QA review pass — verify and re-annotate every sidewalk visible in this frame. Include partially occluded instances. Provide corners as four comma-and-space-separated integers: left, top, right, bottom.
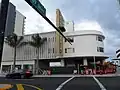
33, 74, 120, 78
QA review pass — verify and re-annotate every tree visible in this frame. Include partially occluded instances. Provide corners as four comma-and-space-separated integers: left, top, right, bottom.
5, 33, 24, 72
27, 34, 47, 74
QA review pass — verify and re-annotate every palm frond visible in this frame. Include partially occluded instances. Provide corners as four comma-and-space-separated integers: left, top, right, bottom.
40, 37, 47, 44
32, 34, 41, 42
16, 36, 24, 46
17, 41, 28, 48
5, 34, 17, 47
28, 41, 37, 47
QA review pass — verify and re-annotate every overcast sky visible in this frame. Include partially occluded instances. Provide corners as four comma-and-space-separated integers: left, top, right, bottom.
1, 0, 120, 59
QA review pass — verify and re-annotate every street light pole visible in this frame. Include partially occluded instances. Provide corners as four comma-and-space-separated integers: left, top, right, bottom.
0, 0, 9, 66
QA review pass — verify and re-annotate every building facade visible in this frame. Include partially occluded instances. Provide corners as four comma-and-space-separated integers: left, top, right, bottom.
0, 2, 25, 37
0, 3, 25, 72
14, 11, 26, 36
1, 30, 108, 73
63, 30, 107, 67
1, 32, 56, 72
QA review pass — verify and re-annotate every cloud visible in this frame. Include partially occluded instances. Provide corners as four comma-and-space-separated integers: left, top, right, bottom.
10, 0, 31, 13
23, 10, 56, 34
75, 20, 103, 32
9, 0, 56, 34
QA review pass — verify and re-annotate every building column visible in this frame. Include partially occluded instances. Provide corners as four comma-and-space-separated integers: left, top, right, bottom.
21, 64, 23, 70
0, 65, 2, 73
61, 59, 65, 67
77, 64, 80, 74
83, 58, 88, 66
33, 60, 36, 74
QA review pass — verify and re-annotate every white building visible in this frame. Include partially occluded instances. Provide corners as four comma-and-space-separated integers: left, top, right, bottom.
1, 30, 108, 73
14, 11, 26, 36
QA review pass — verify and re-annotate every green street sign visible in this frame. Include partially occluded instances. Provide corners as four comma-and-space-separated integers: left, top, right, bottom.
25, 0, 46, 16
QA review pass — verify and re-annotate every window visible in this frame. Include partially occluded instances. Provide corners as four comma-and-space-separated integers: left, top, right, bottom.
100, 47, 104, 52
97, 47, 99, 52
73, 48, 75, 53
65, 48, 75, 53
116, 61, 119, 64
48, 38, 50, 42
53, 37, 54, 42
65, 48, 67, 53
97, 47, 104, 52
97, 36, 103, 42
48, 48, 51, 53
53, 48, 54, 53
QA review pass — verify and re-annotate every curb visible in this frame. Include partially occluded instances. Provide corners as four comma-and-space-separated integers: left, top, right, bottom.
33, 74, 120, 78
0, 84, 12, 90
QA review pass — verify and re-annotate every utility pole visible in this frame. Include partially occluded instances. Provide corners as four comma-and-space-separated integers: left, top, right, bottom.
0, 0, 9, 66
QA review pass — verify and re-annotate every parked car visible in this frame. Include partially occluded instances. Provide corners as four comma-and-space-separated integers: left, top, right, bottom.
5, 69, 33, 79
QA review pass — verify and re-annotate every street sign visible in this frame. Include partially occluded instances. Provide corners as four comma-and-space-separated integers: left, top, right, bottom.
25, 0, 46, 16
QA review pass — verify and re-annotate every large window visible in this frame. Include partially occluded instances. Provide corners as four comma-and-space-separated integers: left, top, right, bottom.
97, 47, 104, 52
97, 36, 103, 42
65, 48, 67, 53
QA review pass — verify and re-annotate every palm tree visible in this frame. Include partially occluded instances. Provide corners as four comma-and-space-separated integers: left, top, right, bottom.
5, 33, 24, 72
27, 34, 47, 74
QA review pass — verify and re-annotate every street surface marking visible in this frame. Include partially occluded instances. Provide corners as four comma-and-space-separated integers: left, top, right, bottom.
16, 84, 24, 90
56, 76, 75, 90
15, 79, 34, 80
23, 84, 42, 90
93, 76, 106, 90
5, 79, 34, 80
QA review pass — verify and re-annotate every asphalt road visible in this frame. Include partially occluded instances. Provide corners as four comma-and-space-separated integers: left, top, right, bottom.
0, 76, 120, 90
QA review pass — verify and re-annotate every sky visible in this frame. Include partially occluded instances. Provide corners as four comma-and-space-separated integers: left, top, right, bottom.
1, 0, 120, 59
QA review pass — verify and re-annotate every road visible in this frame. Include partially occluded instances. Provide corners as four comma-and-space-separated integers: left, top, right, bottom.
0, 76, 120, 90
